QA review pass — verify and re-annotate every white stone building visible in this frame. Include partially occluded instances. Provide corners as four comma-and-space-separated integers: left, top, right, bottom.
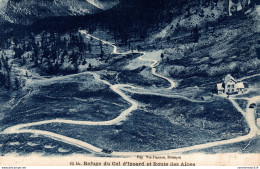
217, 74, 245, 94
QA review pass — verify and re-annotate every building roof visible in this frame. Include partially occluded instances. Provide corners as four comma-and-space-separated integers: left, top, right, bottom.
236, 82, 245, 89
217, 83, 224, 90
224, 74, 236, 84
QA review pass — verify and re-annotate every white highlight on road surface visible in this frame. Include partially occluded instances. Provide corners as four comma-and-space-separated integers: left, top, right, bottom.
119, 87, 208, 103
138, 53, 176, 89
238, 74, 260, 81
1, 31, 259, 157
2, 73, 138, 130
10, 89, 33, 111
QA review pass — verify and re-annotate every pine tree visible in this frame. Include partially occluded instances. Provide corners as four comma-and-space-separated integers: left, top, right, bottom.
88, 43, 92, 53
60, 50, 65, 66
82, 59, 87, 65
3, 57, 11, 72
34, 54, 39, 66
73, 62, 79, 73
21, 56, 26, 66
161, 53, 165, 60
87, 63, 92, 71
0, 72, 5, 87
137, 45, 142, 51
99, 40, 103, 52
14, 77, 19, 90
14, 47, 23, 59
5, 71, 11, 90
54, 60, 59, 74
46, 60, 54, 74
100, 50, 104, 60
193, 25, 200, 43
70, 51, 78, 64
33, 44, 39, 63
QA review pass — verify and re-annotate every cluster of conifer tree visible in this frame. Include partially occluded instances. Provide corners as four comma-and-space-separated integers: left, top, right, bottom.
0, 53, 19, 90
0, 31, 100, 90
12, 31, 90, 75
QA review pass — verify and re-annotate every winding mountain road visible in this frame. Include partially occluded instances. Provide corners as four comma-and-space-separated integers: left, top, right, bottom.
80, 30, 176, 89
238, 74, 260, 81
1, 30, 259, 156
138, 53, 176, 89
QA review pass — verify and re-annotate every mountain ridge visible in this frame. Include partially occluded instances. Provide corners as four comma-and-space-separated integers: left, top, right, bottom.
0, 0, 119, 25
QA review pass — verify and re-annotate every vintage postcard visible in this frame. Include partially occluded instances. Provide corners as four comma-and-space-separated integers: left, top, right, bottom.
0, 0, 259, 167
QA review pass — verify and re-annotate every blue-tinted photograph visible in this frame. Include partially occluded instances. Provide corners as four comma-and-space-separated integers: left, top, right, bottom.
0, 0, 259, 165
